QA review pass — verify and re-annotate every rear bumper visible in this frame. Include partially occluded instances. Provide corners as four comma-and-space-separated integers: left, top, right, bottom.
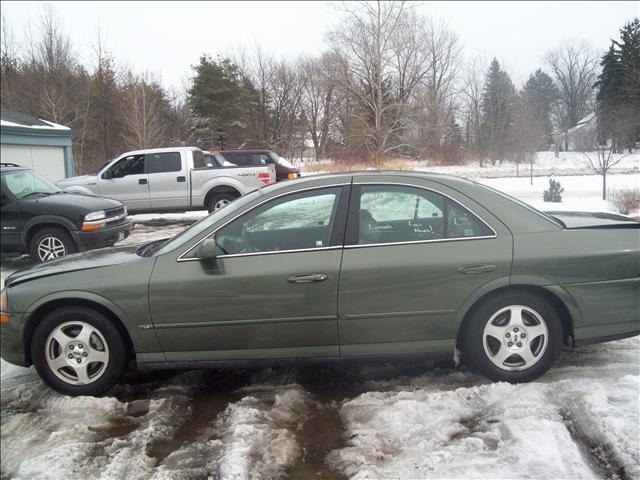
0, 312, 28, 366
71, 221, 131, 251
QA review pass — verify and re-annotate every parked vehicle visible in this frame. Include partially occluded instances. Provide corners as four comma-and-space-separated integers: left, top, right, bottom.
57, 147, 276, 213
220, 149, 299, 181
203, 151, 236, 168
0, 163, 130, 262
2, 171, 638, 396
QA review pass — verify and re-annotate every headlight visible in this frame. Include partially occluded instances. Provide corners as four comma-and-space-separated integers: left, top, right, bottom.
123, 205, 128, 216
84, 210, 106, 222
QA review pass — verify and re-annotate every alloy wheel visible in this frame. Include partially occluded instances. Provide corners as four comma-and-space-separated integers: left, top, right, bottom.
37, 236, 66, 261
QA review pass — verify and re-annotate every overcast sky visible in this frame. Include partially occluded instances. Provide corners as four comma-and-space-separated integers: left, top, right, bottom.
2, 1, 638, 90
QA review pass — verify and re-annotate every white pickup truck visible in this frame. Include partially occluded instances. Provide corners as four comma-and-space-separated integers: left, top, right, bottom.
57, 147, 275, 213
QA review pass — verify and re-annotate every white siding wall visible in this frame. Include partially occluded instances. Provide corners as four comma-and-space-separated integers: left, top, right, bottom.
1, 145, 66, 181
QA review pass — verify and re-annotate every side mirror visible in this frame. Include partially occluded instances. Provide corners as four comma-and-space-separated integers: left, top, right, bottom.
102, 170, 113, 180
196, 238, 221, 260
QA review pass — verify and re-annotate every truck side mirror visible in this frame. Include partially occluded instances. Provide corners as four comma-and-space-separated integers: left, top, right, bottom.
102, 170, 112, 179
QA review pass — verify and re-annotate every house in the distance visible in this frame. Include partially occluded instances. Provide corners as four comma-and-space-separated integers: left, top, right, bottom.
0, 108, 75, 181
552, 112, 597, 152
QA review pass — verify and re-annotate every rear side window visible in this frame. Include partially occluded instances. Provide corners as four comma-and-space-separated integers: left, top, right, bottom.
356, 185, 493, 245
147, 152, 182, 173
224, 153, 248, 165
249, 153, 272, 165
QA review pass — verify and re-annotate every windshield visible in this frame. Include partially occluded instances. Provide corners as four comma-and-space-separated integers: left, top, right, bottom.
2, 170, 62, 199
93, 160, 113, 175
155, 189, 263, 255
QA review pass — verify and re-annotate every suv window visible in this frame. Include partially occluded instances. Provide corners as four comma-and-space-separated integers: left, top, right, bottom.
215, 187, 342, 255
249, 153, 272, 165
108, 154, 145, 178
357, 185, 492, 245
1, 170, 61, 199
147, 152, 182, 173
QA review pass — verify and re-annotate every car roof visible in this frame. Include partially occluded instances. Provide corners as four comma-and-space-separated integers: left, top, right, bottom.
0, 164, 30, 173
221, 149, 274, 153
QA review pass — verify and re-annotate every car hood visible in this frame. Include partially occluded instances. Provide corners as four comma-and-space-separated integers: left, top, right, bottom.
545, 211, 640, 229
57, 175, 98, 187
5, 243, 142, 287
20, 192, 122, 213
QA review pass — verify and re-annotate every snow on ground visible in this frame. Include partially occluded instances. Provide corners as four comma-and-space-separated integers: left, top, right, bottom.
1, 164, 638, 479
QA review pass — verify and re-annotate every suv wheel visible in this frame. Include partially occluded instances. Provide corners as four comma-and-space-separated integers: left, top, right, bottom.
31, 306, 127, 396
29, 227, 77, 262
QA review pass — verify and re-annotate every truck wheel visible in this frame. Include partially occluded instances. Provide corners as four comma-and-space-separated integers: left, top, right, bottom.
207, 193, 237, 213
29, 227, 78, 262
31, 306, 127, 396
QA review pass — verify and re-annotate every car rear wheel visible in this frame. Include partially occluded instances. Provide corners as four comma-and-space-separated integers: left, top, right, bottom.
29, 227, 77, 262
31, 306, 127, 396
464, 292, 562, 382
207, 192, 237, 213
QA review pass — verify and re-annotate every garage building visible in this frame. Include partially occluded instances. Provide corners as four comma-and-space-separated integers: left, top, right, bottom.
1, 108, 75, 182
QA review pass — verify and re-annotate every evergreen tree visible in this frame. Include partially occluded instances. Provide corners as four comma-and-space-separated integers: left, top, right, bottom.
480, 59, 516, 164
522, 69, 560, 147
594, 18, 640, 151
187, 55, 255, 149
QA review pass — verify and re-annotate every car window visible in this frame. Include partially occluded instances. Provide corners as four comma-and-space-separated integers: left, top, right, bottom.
1, 170, 61, 199
250, 154, 272, 165
215, 187, 342, 255
192, 151, 207, 169
147, 152, 182, 174
108, 154, 145, 178
357, 185, 492, 245
224, 153, 248, 165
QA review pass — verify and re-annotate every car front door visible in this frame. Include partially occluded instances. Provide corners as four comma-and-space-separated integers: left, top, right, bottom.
0, 186, 22, 251
97, 154, 150, 211
146, 151, 189, 210
148, 183, 350, 362
337, 175, 513, 357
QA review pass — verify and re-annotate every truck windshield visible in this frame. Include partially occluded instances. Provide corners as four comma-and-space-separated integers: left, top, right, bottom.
2, 170, 62, 199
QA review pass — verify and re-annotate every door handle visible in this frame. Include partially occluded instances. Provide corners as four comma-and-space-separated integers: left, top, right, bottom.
139, 178, 148, 185
287, 273, 328, 283
177, 176, 186, 182
457, 264, 496, 274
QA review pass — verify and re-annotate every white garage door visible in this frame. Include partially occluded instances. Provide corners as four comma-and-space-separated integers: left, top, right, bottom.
1, 145, 66, 182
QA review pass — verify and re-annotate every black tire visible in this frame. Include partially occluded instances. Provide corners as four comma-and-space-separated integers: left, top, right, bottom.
207, 192, 237, 213
30, 306, 128, 396
463, 291, 562, 383
29, 227, 78, 262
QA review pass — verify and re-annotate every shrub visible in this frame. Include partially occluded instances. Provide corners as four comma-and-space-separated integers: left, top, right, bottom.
608, 187, 640, 215
543, 178, 564, 202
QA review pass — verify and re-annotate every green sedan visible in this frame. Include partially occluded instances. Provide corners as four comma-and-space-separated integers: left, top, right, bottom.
1, 172, 639, 396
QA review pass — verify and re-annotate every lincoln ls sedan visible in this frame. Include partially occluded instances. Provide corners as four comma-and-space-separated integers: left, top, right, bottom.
1, 172, 638, 396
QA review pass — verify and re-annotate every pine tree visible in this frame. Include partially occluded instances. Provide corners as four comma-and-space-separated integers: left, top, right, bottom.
480, 59, 516, 164
187, 55, 255, 149
522, 69, 560, 147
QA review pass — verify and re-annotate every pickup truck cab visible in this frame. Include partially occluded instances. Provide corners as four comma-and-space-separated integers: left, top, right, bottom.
57, 147, 275, 213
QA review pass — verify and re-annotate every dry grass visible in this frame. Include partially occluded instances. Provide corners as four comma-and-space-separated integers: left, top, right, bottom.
299, 157, 443, 174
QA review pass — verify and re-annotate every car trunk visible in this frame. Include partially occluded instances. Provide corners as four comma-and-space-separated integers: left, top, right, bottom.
545, 211, 640, 229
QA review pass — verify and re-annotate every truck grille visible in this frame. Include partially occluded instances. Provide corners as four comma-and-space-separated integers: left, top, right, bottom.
105, 207, 128, 227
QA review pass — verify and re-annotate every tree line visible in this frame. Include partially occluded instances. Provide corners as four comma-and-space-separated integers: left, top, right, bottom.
1, 3, 637, 175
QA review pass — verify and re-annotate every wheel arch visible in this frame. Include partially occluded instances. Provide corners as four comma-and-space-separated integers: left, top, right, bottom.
204, 185, 242, 208
22, 217, 77, 249
455, 285, 577, 350
22, 296, 136, 366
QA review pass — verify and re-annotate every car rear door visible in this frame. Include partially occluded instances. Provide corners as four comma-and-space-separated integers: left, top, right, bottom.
97, 154, 150, 211
337, 175, 513, 357
148, 180, 351, 362
147, 151, 190, 210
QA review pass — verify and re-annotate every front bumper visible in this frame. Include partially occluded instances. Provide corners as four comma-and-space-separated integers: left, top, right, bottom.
71, 221, 131, 251
0, 312, 27, 366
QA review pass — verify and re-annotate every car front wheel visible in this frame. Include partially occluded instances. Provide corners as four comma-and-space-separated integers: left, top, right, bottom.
464, 292, 562, 382
29, 227, 77, 262
31, 306, 127, 396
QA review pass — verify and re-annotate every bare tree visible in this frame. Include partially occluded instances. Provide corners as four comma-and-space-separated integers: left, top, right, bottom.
582, 143, 629, 200
330, 0, 409, 160
121, 72, 167, 149
460, 56, 488, 166
545, 40, 600, 150
299, 52, 341, 160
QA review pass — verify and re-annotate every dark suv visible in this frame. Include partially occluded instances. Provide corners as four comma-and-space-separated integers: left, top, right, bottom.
220, 149, 299, 181
1, 164, 131, 262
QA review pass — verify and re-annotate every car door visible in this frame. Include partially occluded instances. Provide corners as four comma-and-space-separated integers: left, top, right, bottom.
0, 186, 22, 251
148, 183, 350, 362
146, 151, 189, 210
337, 175, 513, 357
97, 154, 150, 211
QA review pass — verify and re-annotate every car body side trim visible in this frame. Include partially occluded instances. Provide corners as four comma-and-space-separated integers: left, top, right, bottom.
343, 309, 456, 320
153, 314, 338, 329
344, 235, 496, 250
